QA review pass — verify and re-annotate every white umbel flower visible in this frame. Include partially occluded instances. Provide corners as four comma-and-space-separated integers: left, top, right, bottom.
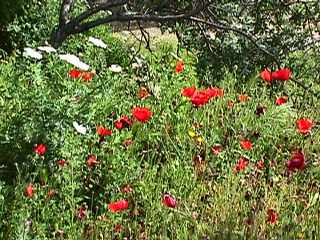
23, 47, 43, 60
37, 46, 57, 53
109, 64, 122, 73
59, 54, 90, 71
73, 121, 87, 135
88, 37, 107, 49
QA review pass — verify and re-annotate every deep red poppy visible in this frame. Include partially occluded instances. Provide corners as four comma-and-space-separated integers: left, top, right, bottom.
175, 60, 185, 73
206, 87, 224, 99
271, 68, 292, 81
267, 209, 278, 224
47, 189, 56, 198
191, 90, 210, 107
132, 107, 153, 123
296, 118, 313, 135
33, 143, 47, 156
77, 207, 86, 220
108, 199, 129, 213
260, 69, 272, 83
96, 126, 112, 137
275, 96, 288, 106
211, 145, 223, 155
234, 157, 249, 173
86, 154, 99, 168
162, 193, 177, 208
25, 183, 34, 198
69, 69, 82, 78
57, 159, 67, 167
81, 72, 94, 81
287, 150, 305, 171
181, 86, 196, 98
240, 139, 253, 150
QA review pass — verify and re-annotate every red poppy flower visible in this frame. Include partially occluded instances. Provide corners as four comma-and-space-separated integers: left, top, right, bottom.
191, 90, 210, 107
69, 69, 82, 78
181, 86, 196, 98
81, 72, 94, 81
287, 150, 305, 171
240, 139, 253, 150
25, 183, 34, 198
271, 68, 292, 81
33, 143, 47, 156
57, 159, 67, 167
275, 96, 288, 106
296, 118, 313, 135
267, 209, 278, 224
175, 60, 185, 73
206, 87, 224, 99
211, 145, 223, 155
86, 154, 99, 168
108, 199, 129, 213
96, 126, 112, 137
260, 68, 272, 83
162, 193, 177, 208
238, 94, 250, 102
114, 120, 123, 129
115, 115, 133, 129
77, 207, 86, 220
234, 157, 249, 173
132, 107, 153, 123
138, 87, 150, 100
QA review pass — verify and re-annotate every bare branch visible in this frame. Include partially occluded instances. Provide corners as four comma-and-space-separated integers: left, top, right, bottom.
59, 0, 75, 26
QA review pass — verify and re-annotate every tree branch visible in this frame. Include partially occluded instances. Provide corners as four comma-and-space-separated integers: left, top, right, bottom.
59, 0, 75, 26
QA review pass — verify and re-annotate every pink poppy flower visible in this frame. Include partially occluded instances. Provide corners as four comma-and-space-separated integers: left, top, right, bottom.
240, 139, 253, 151
234, 157, 249, 173
162, 193, 177, 208
296, 118, 313, 135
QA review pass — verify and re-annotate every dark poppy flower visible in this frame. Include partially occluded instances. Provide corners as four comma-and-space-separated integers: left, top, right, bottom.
108, 199, 129, 213
122, 139, 134, 149
240, 139, 253, 151
132, 107, 153, 123
175, 60, 184, 73
287, 150, 305, 171
227, 100, 234, 109
267, 209, 278, 224
260, 68, 272, 83
138, 87, 150, 100
33, 143, 47, 156
121, 184, 133, 194
47, 189, 56, 198
296, 118, 313, 135
271, 68, 291, 81
256, 160, 265, 170
77, 207, 86, 220
211, 145, 223, 155
255, 105, 267, 116
238, 94, 250, 102
275, 96, 288, 106
162, 193, 177, 208
69, 69, 82, 78
25, 183, 34, 198
234, 157, 249, 173
96, 126, 112, 137
114, 224, 123, 233
57, 159, 67, 167
81, 72, 94, 81
181, 86, 196, 98
206, 87, 224, 99
191, 90, 210, 107
86, 154, 99, 168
